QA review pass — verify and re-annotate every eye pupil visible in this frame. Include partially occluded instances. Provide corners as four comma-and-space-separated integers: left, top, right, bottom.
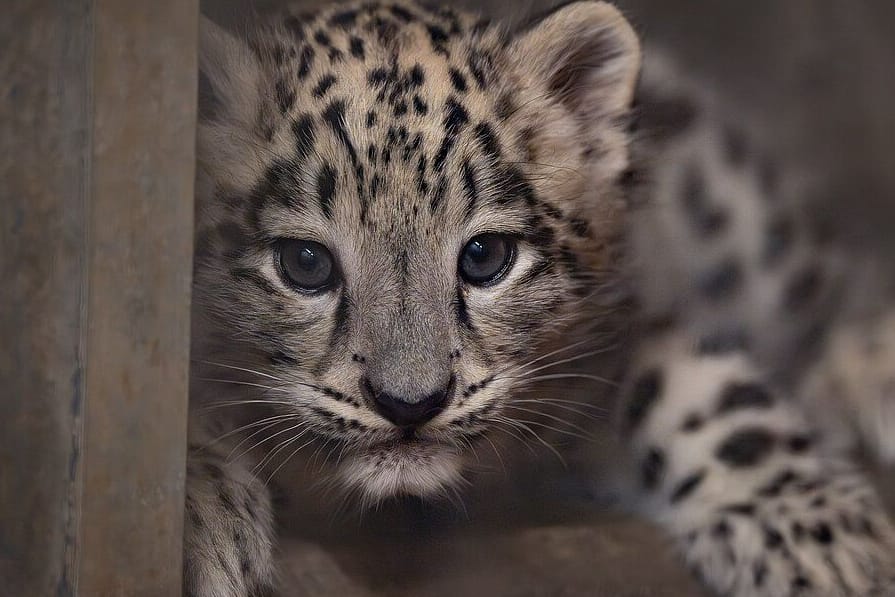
459, 234, 516, 286
277, 240, 337, 292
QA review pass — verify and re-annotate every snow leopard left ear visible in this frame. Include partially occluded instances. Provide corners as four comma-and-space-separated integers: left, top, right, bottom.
199, 16, 263, 126
511, 1, 641, 121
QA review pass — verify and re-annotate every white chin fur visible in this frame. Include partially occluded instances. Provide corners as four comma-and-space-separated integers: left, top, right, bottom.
336, 444, 463, 503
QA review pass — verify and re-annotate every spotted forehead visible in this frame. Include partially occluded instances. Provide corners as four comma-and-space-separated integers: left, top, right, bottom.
245, 1, 531, 230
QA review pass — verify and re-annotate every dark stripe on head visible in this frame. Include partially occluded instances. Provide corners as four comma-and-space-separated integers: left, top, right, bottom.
322, 100, 360, 168
433, 97, 470, 171
429, 176, 447, 214
292, 114, 316, 160
461, 160, 478, 217
254, 160, 303, 212
316, 165, 337, 218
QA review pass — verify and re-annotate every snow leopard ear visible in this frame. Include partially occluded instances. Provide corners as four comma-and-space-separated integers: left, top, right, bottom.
511, 1, 641, 121
199, 16, 263, 125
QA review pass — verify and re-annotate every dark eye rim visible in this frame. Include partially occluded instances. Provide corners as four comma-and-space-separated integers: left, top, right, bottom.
274, 238, 340, 294
458, 233, 518, 288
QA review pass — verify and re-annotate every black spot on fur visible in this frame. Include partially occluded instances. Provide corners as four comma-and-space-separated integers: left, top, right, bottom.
681, 413, 704, 433
467, 50, 489, 90
322, 100, 359, 168
641, 447, 665, 490
366, 110, 376, 128
329, 9, 358, 28
427, 23, 449, 45
697, 327, 750, 355
632, 90, 698, 140
698, 258, 743, 302
763, 525, 783, 548
449, 68, 468, 92
722, 502, 756, 516
757, 470, 800, 498
292, 114, 316, 161
461, 160, 478, 217
297, 45, 315, 79
786, 434, 813, 453
723, 123, 749, 165
314, 30, 331, 47
433, 97, 469, 171
624, 369, 663, 433
275, 79, 296, 114
717, 382, 774, 414
312, 74, 337, 99
763, 214, 795, 267
681, 163, 706, 210
711, 520, 732, 542
716, 428, 775, 468
495, 92, 516, 121
569, 218, 591, 238
782, 263, 822, 312
390, 4, 416, 22
474, 122, 501, 159
412, 95, 428, 115
811, 522, 833, 544
409, 64, 425, 87
753, 561, 767, 587
349, 36, 365, 59
316, 165, 337, 218
670, 470, 706, 503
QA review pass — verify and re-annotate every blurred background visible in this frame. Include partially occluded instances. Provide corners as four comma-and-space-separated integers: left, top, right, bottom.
3, 1, 893, 595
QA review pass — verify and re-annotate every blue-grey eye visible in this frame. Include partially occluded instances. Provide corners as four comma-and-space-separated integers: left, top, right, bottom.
277, 239, 337, 292
459, 234, 516, 286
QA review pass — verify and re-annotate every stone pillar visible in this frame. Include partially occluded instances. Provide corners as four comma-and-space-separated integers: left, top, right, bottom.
1, 1, 197, 594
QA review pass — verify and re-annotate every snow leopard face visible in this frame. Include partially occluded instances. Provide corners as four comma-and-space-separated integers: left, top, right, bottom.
193, 0, 640, 501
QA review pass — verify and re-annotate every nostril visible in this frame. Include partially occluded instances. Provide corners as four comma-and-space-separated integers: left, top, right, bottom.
363, 376, 455, 428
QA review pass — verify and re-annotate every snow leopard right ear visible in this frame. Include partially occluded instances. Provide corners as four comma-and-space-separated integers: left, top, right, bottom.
511, 1, 641, 124
199, 16, 262, 125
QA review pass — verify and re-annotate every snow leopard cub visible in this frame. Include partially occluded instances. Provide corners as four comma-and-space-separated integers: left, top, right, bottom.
186, 1, 895, 595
